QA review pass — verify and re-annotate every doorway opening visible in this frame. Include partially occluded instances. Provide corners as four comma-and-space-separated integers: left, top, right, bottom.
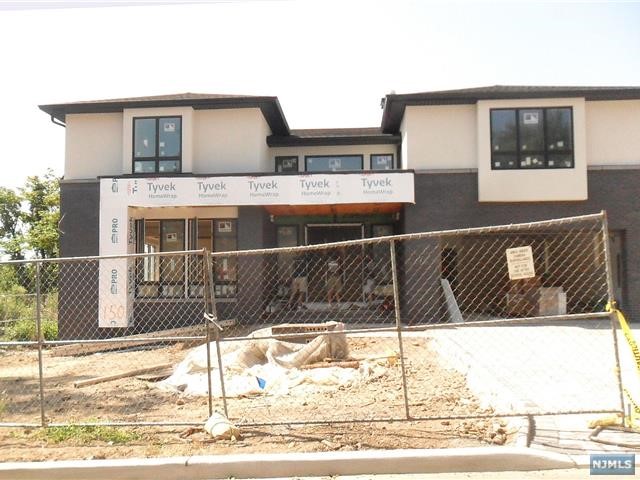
304, 224, 364, 304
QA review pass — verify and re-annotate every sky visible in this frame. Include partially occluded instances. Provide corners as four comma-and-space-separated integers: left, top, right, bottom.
0, 0, 638, 188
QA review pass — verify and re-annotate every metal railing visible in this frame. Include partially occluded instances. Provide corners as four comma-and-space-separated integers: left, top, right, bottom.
0, 212, 626, 430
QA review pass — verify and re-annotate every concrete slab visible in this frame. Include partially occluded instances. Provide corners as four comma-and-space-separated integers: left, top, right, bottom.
424, 320, 640, 455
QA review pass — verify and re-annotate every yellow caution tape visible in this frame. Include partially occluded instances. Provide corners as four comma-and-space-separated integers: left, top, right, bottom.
623, 388, 640, 429
607, 302, 640, 377
606, 302, 640, 429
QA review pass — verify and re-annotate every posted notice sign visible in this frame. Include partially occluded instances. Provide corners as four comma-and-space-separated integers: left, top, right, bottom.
505, 246, 536, 280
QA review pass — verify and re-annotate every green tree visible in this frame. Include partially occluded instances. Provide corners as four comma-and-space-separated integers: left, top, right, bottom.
0, 187, 24, 260
21, 170, 60, 259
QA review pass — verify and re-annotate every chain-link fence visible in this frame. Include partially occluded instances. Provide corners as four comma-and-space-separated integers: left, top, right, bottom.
0, 212, 626, 430
0, 251, 218, 427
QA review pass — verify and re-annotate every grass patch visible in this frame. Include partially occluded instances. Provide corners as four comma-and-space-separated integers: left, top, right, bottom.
3, 318, 58, 342
37, 425, 140, 445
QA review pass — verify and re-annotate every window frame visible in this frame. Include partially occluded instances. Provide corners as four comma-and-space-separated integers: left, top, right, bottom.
304, 154, 364, 172
371, 224, 394, 238
276, 224, 299, 247
212, 219, 238, 299
135, 217, 238, 299
275, 156, 299, 173
135, 218, 186, 298
370, 153, 395, 170
490, 107, 574, 170
132, 116, 182, 174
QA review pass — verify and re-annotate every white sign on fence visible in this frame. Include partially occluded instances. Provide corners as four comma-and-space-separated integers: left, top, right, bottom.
505, 246, 536, 280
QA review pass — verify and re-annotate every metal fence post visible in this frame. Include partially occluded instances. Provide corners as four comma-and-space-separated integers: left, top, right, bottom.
389, 239, 411, 420
600, 211, 627, 420
204, 251, 229, 419
202, 252, 214, 419
35, 261, 46, 427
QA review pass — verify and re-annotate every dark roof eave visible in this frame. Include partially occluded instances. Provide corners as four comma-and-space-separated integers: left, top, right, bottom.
267, 134, 401, 147
381, 87, 640, 133
39, 96, 290, 135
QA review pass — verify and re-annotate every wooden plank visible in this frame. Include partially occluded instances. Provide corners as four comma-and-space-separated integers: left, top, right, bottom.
51, 325, 210, 357
73, 363, 174, 388
135, 368, 175, 382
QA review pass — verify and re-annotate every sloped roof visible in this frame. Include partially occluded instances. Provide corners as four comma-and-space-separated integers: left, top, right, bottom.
268, 127, 400, 147
39, 92, 289, 135
381, 85, 640, 133
59, 92, 260, 104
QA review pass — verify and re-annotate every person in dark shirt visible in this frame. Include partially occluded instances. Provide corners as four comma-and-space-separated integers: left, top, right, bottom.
363, 254, 376, 304
288, 254, 308, 309
326, 253, 342, 306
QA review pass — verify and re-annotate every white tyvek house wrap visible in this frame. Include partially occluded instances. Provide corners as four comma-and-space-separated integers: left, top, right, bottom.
98, 173, 415, 327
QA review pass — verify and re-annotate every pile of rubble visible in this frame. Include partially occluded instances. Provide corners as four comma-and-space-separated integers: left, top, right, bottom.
454, 418, 511, 445
159, 322, 387, 398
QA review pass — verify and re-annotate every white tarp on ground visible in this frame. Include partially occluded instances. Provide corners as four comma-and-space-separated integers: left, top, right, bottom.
159, 322, 386, 397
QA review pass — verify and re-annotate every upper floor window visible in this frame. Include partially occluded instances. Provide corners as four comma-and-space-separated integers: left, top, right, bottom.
371, 154, 394, 170
133, 116, 182, 174
275, 156, 299, 173
305, 155, 363, 172
490, 107, 573, 170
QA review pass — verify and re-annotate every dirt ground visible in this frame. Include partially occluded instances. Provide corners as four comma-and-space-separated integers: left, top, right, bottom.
0, 334, 514, 462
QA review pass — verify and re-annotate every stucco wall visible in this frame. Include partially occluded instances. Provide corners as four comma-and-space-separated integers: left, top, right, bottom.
258, 113, 273, 172
477, 98, 588, 202
399, 115, 408, 170
400, 104, 477, 170
586, 100, 640, 165
193, 108, 271, 174
65, 107, 272, 178
65, 113, 123, 180
269, 144, 397, 172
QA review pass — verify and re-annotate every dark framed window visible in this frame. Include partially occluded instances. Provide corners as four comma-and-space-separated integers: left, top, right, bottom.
371, 224, 394, 238
490, 107, 574, 170
136, 219, 185, 298
370, 154, 395, 170
212, 219, 238, 298
275, 156, 299, 173
277, 225, 299, 248
186, 218, 238, 298
133, 116, 182, 174
305, 155, 363, 172
135, 217, 237, 299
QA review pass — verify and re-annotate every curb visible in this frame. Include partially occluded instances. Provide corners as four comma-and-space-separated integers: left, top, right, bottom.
568, 454, 640, 468
0, 447, 577, 480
